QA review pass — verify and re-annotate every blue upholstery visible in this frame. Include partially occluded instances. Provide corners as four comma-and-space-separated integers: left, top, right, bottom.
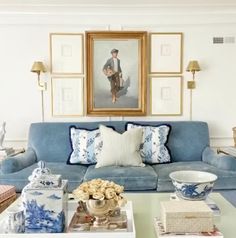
153, 161, 236, 191
27, 122, 125, 163
125, 121, 210, 162
27, 121, 209, 163
84, 165, 157, 191
0, 162, 87, 192
202, 147, 236, 170
0, 121, 235, 192
1, 148, 37, 174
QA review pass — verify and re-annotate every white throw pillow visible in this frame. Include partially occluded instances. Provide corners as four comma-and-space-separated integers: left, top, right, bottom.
95, 125, 145, 168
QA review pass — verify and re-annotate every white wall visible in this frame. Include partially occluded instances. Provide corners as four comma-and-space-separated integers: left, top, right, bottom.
0, 2, 236, 148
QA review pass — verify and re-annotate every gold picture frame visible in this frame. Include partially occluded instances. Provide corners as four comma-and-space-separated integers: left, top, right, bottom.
150, 76, 183, 116
150, 33, 183, 74
51, 76, 84, 117
50, 33, 84, 75
86, 31, 147, 116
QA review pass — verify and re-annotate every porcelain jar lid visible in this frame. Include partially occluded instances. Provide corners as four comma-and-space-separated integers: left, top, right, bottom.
28, 161, 51, 182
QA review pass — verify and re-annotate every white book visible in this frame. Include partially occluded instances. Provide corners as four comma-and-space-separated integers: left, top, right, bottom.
154, 218, 223, 238
222, 147, 236, 156
0, 148, 14, 156
170, 193, 221, 216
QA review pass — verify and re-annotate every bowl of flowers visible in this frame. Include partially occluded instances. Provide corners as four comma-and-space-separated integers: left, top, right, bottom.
73, 179, 126, 226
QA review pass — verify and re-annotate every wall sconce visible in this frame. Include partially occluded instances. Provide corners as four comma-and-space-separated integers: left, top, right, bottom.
31, 61, 47, 122
31, 61, 47, 90
186, 60, 201, 89
186, 60, 201, 121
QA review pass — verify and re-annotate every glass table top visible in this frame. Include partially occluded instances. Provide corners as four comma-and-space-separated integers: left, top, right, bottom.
0, 193, 235, 238
125, 193, 235, 238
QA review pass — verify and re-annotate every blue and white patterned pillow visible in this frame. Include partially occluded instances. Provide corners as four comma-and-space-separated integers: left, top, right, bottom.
126, 123, 171, 164
67, 126, 103, 165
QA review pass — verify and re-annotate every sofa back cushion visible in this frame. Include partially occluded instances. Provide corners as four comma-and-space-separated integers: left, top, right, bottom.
28, 121, 209, 163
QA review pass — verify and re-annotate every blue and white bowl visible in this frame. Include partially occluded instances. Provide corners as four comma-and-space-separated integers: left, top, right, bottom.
169, 170, 218, 200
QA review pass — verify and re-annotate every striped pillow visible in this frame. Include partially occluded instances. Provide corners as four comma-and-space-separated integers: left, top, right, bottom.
126, 123, 171, 164
67, 126, 102, 165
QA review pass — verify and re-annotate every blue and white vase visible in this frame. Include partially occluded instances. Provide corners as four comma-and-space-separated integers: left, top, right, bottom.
21, 161, 68, 233
5, 207, 25, 233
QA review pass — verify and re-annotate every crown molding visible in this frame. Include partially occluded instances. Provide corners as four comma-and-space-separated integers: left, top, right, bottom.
0, 2, 236, 25
1, 14, 236, 26
1, 0, 236, 7
0, 3, 236, 15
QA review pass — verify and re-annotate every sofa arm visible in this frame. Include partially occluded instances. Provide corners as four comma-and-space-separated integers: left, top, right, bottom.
202, 147, 236, 171
1, 148, 37, 174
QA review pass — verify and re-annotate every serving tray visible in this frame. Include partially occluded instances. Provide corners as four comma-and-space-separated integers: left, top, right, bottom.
0, 197, 136, 238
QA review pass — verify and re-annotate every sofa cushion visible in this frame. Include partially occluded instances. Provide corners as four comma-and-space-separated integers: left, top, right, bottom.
96, 125, 144, 168
67, 126, 102, 165
0, 162, 88, 192
153, 161, 236, 191
84, 165, 157, 190
126, 122, 171, 164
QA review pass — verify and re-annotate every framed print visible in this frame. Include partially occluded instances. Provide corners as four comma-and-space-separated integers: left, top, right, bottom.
50, 33, 84, 74
151, 76, 183, 115
150, 33, 183, 74
51, 77, 84, 116
86, 31, 147, 116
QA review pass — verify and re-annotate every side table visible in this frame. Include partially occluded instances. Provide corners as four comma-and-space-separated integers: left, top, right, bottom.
217, 147, 236, 157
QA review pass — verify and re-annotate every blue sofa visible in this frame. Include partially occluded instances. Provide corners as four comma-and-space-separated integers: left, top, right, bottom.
1, 121, 236, 192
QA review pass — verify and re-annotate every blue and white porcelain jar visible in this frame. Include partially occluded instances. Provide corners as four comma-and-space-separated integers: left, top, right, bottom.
21, 161, 68, 233
4, 207, 25, 233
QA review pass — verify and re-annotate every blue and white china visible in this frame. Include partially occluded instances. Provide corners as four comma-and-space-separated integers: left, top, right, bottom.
27, 161, 61, 189
126, 123, 171, 164
5, 207, 25, 233
169, 170, 217, 200
21, 161, 68, 233
28, 161, 51, 182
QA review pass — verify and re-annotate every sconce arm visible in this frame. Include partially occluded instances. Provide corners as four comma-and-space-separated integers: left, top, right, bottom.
37, 72, 47, 90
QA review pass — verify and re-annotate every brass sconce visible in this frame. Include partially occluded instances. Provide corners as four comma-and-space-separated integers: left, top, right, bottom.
31, 61, 47, 122
186, 60, 201, 89
186, 60, 201, 120
31, 61, 47, 90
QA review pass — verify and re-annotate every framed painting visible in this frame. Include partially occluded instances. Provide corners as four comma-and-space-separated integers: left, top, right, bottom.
150, 76, 183, 115
51, 77, 84, 117
150, 33, 183, 74
50, 33, 84, 74
86, 31, 147, 116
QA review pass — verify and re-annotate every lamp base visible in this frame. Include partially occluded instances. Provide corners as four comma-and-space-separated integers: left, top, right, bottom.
187, 81, 196, 89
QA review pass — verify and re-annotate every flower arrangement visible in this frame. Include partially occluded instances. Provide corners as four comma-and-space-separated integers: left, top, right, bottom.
73, 179, 125, 202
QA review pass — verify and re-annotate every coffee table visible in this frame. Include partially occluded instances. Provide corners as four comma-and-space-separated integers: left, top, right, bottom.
125, 193, 234, 238
0, 193, 235, 238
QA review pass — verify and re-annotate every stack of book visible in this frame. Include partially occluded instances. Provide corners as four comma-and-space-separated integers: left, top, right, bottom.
0, 185, 17, 213
0, 148, 25, 162
154, 200, 224, 238
0, 147, 15, 156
